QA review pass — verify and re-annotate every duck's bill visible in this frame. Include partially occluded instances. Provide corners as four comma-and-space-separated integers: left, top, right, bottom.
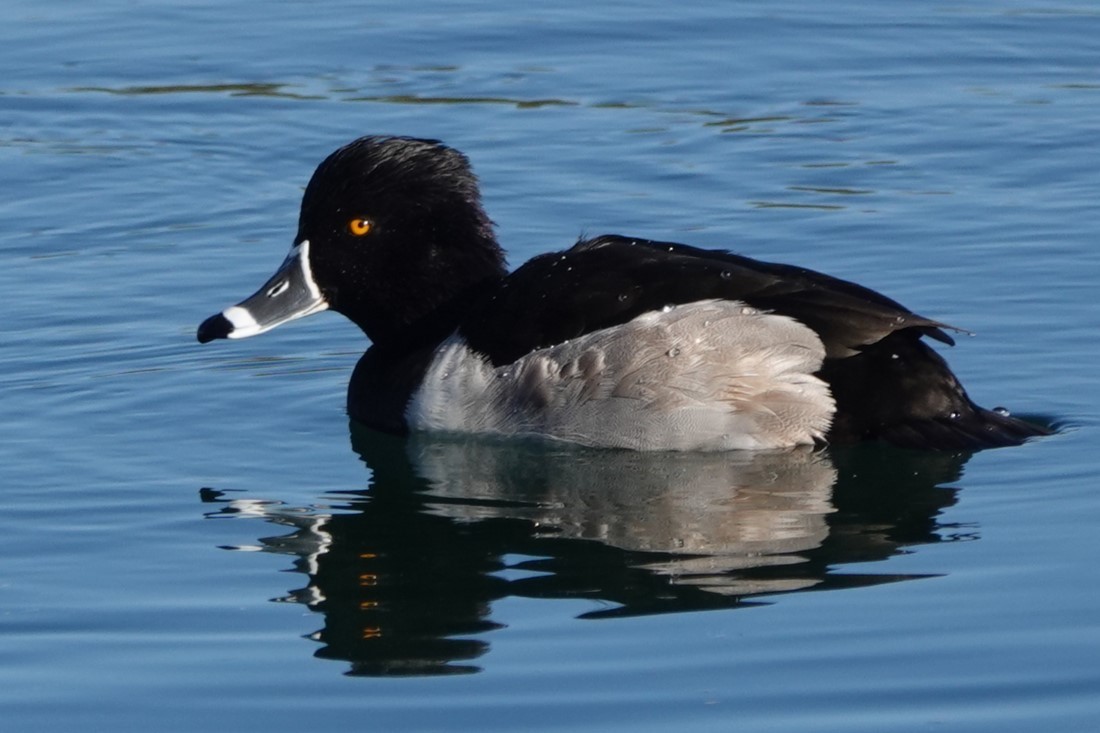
196, 241, 328, 343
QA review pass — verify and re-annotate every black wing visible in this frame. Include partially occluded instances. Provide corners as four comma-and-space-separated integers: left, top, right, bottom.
460, 234, 956, 365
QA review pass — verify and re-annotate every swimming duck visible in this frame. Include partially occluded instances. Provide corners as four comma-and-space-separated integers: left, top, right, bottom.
197, 135, 1048, 451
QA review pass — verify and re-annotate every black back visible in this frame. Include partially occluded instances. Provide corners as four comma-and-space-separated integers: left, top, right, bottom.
460, 235, 954, 363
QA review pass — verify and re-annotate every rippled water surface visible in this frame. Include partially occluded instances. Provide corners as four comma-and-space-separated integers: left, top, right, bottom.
3, 1, 1099, 731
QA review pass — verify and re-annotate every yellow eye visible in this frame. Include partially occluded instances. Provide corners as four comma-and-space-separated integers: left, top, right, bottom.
348, 218, 372, 236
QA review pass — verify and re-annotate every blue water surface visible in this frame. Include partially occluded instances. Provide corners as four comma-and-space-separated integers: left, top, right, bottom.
2, 1, 1099, 731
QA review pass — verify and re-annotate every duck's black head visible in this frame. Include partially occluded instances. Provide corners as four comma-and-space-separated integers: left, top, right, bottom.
197, 136, 507, 349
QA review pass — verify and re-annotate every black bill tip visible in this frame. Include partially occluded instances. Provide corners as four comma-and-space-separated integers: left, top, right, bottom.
197, 313, 232, 343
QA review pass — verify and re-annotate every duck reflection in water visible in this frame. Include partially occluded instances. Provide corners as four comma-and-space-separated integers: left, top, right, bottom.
202, 423, 977, 677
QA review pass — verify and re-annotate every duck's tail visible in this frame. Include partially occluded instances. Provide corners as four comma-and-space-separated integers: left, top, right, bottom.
821, 332, 1052, 451
874, 405, 1052, 451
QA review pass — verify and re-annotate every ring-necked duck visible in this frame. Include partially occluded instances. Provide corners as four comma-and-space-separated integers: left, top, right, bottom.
197, 135, 1049, 450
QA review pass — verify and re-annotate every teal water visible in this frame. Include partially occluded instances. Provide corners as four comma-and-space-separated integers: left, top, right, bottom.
2, 1, 1098, 731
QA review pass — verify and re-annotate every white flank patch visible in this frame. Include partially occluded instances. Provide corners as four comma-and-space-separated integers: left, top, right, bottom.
405, 334, 498, 432
406, 300, 835, 451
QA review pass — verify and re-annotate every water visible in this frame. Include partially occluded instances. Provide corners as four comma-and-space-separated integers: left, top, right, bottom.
3, 0, 1099, 730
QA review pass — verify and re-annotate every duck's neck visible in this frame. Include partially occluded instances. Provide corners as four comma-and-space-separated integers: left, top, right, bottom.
339, 234, 507, 355
343, 236, 505, 433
